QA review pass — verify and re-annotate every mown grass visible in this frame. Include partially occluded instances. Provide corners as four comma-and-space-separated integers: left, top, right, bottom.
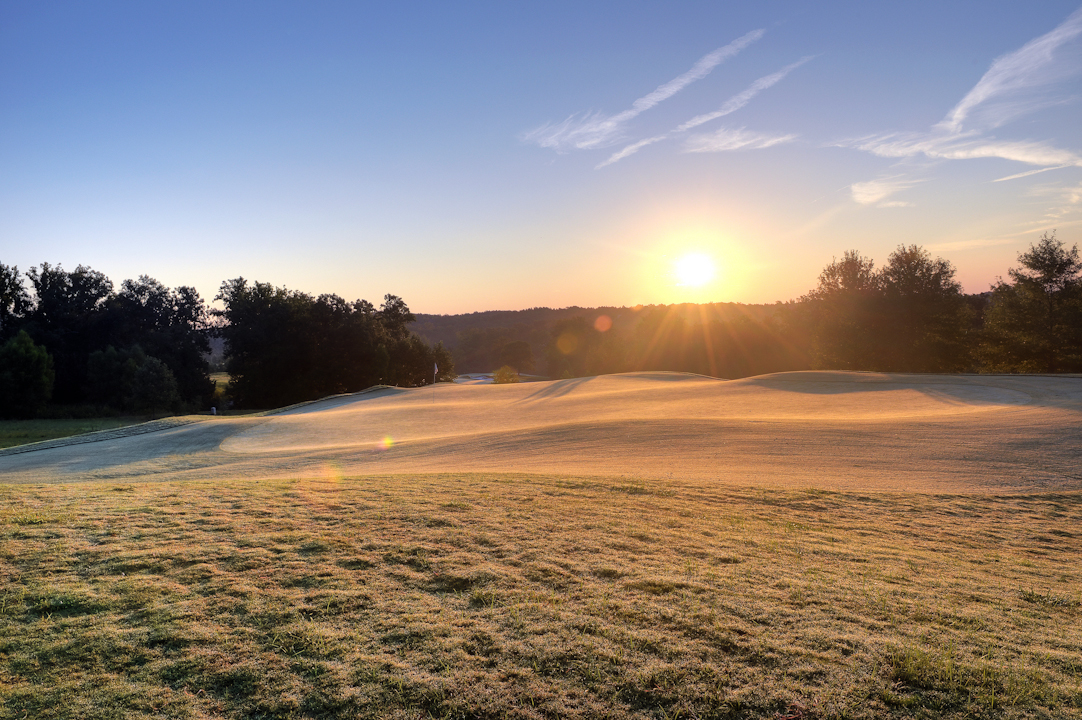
0, 418, 142, 449
0, 474, 1079, 719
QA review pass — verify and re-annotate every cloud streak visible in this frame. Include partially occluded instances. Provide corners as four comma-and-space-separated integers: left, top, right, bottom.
939, 6, 1082, 133
523, 29, 764, 152
595, 136, 667, 169
838, 5, 1082, 208
677, 56, 813, 132
598, 57, 812, 167
683, 127, 797, 153
850, 176, 923, 206
992, 165, 1072, 182
850, 132, 1082, 167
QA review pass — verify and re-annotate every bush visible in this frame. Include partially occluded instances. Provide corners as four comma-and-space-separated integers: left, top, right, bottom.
86, 345, 180, 413
493, 365, 520, 384
0, 331, 55, 418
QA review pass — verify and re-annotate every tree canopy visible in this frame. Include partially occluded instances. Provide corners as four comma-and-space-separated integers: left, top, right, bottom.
982, 232, 1082, 372
214, 279, 454, 408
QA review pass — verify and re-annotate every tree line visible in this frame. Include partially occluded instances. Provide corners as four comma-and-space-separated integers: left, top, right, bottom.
471, 233, 1082, 380
0, 265, 453, 418
1, 233, 1077, 417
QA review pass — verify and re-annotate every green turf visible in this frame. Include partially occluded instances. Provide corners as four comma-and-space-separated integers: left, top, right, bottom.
0, 419, 145, 450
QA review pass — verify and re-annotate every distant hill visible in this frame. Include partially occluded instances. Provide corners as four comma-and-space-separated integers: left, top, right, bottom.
413, 302, 785, 374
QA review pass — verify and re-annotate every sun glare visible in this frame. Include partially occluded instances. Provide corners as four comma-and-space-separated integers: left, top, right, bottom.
673, 253, 716, 287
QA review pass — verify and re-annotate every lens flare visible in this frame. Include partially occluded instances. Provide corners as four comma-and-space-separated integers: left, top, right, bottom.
594, 315, 612, 332
320, 462, 344, 483
380, 435, 394, 450
674, 253, 716, 287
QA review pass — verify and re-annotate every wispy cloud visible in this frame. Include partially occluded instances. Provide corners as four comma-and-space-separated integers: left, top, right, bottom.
595, 136, 667, 169
992, 165, 1072, 182
683, 127, 797, 153
840, 6, 1082, 182
848, 131, 1082, 168
938, 6, 1082, 133
598, 57, 812, 166
522, 29, 763, 152
677, 56, 813, 132
850, 176, 923, 206
1026, 180, 1082, 222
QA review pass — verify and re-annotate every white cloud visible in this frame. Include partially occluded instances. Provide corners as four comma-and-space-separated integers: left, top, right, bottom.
850, 176, 923, 206
596, 136, 667, 168
522, 29, 763, 152
992, 165, 1072, 182
841, 7, 1082, 182
598, 56, 812, 168
677, 56, 813, 132
939, 6, 1082, 133
683, 127, 797, 153
850, 132, 1082, 167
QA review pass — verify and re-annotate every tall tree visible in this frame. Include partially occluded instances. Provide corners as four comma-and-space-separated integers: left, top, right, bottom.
215, 279, 450, 408
0, 331, 54, 418
109, 276, 213, 407
24, 264, 114, 403
982, 232, 1082, 372
0, 264, 30, 341
798, 250, 880, 370
876, 245, 972, 372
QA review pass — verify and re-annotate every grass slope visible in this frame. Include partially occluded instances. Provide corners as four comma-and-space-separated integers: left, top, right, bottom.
1, 473, 1079, 719
0, 419, 141, 450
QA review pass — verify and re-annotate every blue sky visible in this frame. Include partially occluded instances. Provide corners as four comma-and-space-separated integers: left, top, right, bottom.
2, 1, 1081, 313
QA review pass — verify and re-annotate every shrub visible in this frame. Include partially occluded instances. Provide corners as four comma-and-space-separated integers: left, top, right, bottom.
0, 330, 55, 418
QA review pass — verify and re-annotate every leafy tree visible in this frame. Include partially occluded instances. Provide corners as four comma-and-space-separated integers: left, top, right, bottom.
214, 278, 318, 408
24, 264, 114, 402
799, 247, 970, 372
876, 245, 972, 372
109, 276, 213, 407
0, 330, 55, 418
493, 365, 521, 383
798, 250, 880, 370
378, 294, 415, 340
215, 278, 449, 407
86, 345, 181, 413
982, 232, 1082, 372
0, 264, 30, 340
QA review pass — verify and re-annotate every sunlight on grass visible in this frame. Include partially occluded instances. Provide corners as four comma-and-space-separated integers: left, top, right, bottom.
0, 474, 1079, 718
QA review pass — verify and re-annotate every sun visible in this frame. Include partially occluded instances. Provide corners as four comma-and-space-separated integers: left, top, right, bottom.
673, 253, 716, 287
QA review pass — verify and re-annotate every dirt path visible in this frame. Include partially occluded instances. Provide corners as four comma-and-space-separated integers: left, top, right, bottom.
2, 371, 1080, 492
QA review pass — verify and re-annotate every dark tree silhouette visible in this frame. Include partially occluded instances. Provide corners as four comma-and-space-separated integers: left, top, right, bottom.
982, 232, 1082, 372
876, 245, 972, 372
0, 331, 55, 418
215, 278, 453, 408
799, 246, 970, 372
24, 264, 114, 403
798, 251, 880, 370
0, 264, 30, 341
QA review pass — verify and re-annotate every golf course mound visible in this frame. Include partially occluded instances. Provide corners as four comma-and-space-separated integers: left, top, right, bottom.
2, 371, 1080, 492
